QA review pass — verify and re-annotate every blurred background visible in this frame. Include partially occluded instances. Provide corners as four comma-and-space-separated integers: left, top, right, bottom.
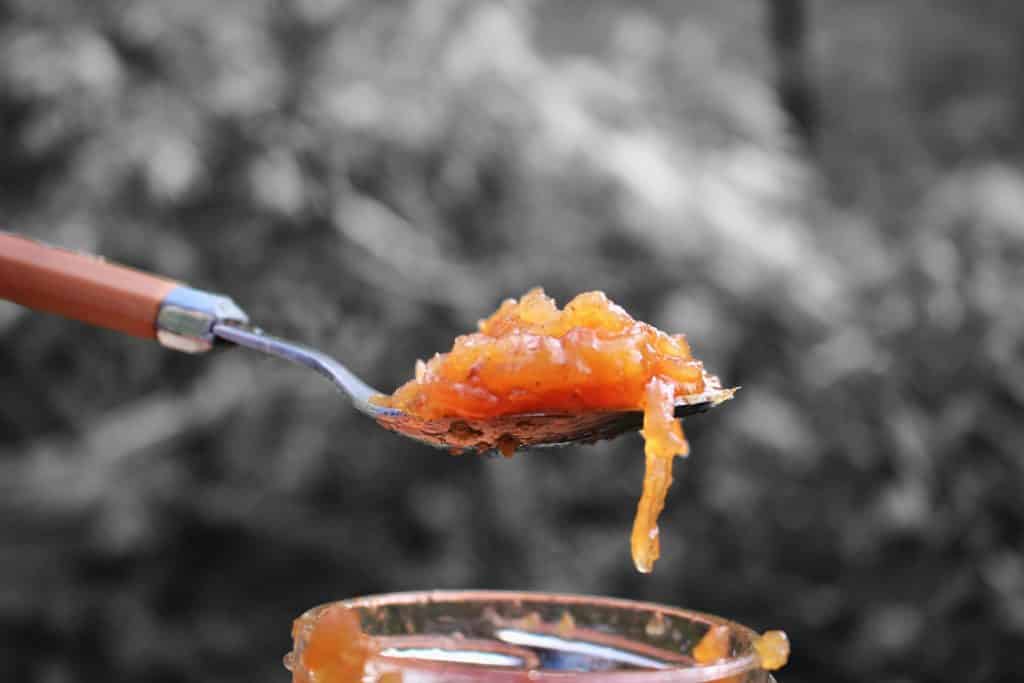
2, 1, 1023, 681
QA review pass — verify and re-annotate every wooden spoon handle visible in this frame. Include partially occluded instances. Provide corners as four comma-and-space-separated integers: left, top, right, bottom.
0, 231, 180, 339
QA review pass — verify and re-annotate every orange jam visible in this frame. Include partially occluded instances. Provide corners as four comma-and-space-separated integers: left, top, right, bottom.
375, 288, 734, 573
692, 624, 731, 665
753, 630, 790, 670
693, 625, 789, 678
287, 604, 377, 683
692, 624, 740, 683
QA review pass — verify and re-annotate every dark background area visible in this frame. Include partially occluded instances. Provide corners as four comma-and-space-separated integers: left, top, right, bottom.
2, 1, 1024, 681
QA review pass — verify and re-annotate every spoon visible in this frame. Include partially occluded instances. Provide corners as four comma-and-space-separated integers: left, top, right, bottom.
0, 231, 730, 454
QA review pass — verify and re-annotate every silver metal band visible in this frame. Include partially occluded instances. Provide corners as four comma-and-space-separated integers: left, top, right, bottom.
156, 285, 249, 353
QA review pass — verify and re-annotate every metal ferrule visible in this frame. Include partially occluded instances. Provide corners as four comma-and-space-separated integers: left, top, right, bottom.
156, 285, 249, 353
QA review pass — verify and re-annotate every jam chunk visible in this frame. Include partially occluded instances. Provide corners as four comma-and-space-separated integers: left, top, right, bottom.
754, 630, 790, 670
693, 624, 731, 664
288, 604, 377, 683
376, 288, 731, 573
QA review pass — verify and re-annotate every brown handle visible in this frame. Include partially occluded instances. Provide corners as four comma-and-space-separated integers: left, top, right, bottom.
0, 231, 180, 339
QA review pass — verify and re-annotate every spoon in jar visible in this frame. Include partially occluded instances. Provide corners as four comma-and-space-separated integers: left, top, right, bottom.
0, 232, 731, 454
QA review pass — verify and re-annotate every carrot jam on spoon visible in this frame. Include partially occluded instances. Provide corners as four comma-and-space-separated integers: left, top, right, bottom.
374, 288, 735, 573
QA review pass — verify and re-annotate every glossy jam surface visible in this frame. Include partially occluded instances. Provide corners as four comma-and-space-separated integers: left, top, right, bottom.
288, 604, 377, 683
375, 288, 733, 573
691, 625, 790, 680
753, 631, 790, 671
692, 625, 731, 665
381, 289, 706, 421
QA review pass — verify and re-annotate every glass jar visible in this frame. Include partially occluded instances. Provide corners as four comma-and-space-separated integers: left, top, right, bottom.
286, 590, 784, 682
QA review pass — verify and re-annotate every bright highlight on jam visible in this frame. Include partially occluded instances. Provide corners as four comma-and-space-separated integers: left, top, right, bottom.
374, 288, 735, 573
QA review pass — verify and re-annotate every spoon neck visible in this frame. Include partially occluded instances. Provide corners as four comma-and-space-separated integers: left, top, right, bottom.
212, 322, 388, 416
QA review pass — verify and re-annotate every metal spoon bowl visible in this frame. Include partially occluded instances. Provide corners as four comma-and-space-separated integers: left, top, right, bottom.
213, 322, 734, 454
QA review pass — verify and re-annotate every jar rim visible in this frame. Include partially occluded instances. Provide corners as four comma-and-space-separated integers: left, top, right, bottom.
297, 590, 769, 683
